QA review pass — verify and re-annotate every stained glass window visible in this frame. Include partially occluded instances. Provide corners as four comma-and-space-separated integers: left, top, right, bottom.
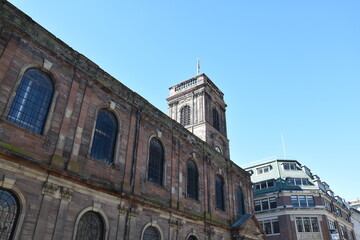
90, 109, 118, 164
7, 68, 54, 134
76, 211, 104, 240
0, 189, 19, 240
147, 138, 164, 186
187, 160, 198, 200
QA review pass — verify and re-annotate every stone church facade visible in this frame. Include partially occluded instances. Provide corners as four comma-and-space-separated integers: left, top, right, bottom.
0, 1, 263, 239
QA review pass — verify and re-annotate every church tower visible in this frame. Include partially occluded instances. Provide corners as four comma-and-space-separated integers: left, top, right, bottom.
167, 73, 230, 158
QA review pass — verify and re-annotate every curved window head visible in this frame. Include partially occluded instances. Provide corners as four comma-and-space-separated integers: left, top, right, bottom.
143, 226, 160, 240
215, 175, 225, 211
188, 236, 198, 240
212, 108, 220, 131
7, 68, 54, 134
180, 105, 191, 126
90, 109, 118, 164
0, 189, 20, 240
187, 160, 199, 200
237, 187, 245, 217
147, 138, 165, 186
75, 211, 104, 240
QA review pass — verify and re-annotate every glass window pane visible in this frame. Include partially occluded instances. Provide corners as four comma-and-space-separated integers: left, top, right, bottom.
187, 160, 198, 200
75, 211, 104, 240
267, 180, 274, 188
255, 200, 261, 212
0, 189, 19, 239
270, 197, 277, 209
272, 220, 280, 234
148, 138, 164, 185
303, 217, 311, 232
264, 220, 272, 234
291, 196, 299, 207
311, 217, 319, 232
295, 178, 302, 185
296, 218, 304, 232
307, 196, 315, 207
299, 196, 307, 207
262, 199, 269, 210
143, 226, 160, 240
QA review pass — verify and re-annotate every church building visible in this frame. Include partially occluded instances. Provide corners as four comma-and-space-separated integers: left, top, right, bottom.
0, 1, 264, 239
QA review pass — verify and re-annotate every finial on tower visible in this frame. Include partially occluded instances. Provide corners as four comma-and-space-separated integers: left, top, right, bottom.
197, 58, 200, 75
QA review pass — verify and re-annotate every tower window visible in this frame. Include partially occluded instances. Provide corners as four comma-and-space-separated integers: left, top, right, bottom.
90, 109, 118, 164
180, 105, 191, 126
212, 108, 220, 131
147, 138, 165, 186
7, 68, 54, 134
187, 160, 199, 200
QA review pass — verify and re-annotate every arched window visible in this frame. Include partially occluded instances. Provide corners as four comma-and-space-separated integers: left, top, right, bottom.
90, 109, 118, 164
143, 226, 160, 240
188, 236, 198, 240
75, 211, 104, 240
212, 108, 220, 131
0, 189, 20, 240
180, 105, 191, 126
147, 138, 164, 186
187, 160, 198, 200
237, 187, 245, 217
215, 175, 225, 211
7, 68, 54, 134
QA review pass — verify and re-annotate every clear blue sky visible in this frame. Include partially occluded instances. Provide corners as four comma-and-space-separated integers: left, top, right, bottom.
8, 0, 360, 201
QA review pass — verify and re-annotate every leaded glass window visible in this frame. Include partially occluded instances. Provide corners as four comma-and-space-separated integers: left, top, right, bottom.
215, 175, 225, 211
76, 211, 104, 240
90, 109, 118, 164
180, 105, 191, 126
143, 226, 160, 240
187, 160, 198, 200
188, 236, 198, 240
147, 138, 164, 186
213, 108, 220, 131
7, 68, 54, 134
237, 187, 245, 217
0, 189, 19, 240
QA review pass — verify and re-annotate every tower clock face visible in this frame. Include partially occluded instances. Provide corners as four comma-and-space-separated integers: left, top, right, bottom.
214, 146, 222, 153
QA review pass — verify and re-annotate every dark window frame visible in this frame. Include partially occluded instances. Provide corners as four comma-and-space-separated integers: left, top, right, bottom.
215, 175, 225, 211
147, 138, 165, 186
90, 109, 118, 165
7, 68, 54, 134
75, 211, 105, 240
180, 105, 191, 126
0, 188, 20, 240
212, 108, 220, 131
187, 160, 199, 200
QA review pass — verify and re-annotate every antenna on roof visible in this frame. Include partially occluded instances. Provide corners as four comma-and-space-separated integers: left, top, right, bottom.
197, 58, 200, 75
281, 133, 287, 159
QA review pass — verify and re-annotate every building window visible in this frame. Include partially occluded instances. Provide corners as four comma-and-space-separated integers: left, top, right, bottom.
286, 178, 310, 186
75, 211, 104, 240
254, 179, 275, 191
256, 165, 271, 175
328, 220, 336, 231
0, 189, 19, 240
187, 160, 198, 200
7, 68, 54, 134
188, 236, 198, 240
296, 217, 319, 233
212, 108, 220, 131
324, 199, 333, 211
335, 207, 342, 217
180, 105, 191, 126
283, 162, 297, 170
143, 226, 160, 240
237, 187, 245, 217
291, 195, 315, 207
215, 175, 225, 211
254, 197, 277, 212
340, 226, 348, 240
147, 138, 165, 186
90, 109, 118, 164
259, 219, 280, 235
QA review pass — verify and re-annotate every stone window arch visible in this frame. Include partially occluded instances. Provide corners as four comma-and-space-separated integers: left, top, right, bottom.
7, 68, 54, 134
75, 211, 105, 240
187, 160, 199, 200
147, 138, 165, 186
180, 105, 191, 126
0, 188, 20, 240
90, 109, 118, 164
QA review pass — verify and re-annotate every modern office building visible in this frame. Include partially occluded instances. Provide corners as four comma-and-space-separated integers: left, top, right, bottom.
0, 1, 264, 239
245, 159, 355, 240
